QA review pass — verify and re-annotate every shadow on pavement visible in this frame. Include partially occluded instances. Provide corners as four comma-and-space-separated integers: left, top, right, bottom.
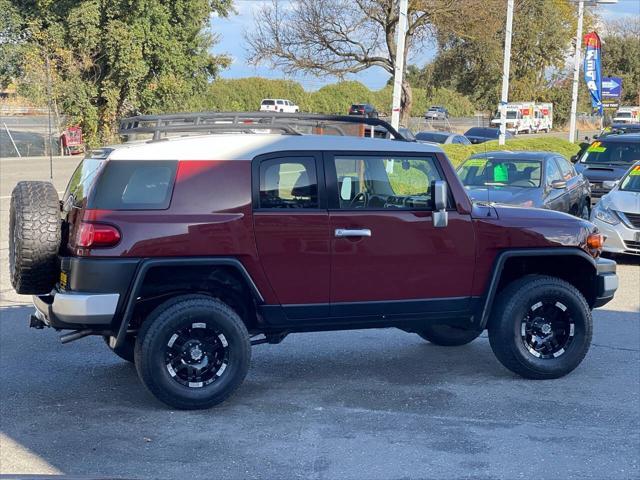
1, 304, 639, 478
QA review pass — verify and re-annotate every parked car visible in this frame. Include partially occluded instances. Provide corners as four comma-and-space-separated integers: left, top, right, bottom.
348, 103, 378, 118
599, 123, 640, 137
573, 134, 640, 203
457, 151, 591, 218
398, 127, 416, 141
464, 127, 513, 144
424, 106, 449, 120
416, 131, 471, 145
8, 112, 617, 410
590, 161, 640, 256
260, 99, 299, 113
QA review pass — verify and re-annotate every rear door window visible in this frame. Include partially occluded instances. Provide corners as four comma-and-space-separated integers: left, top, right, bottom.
258, 157, 318, 209
89, 160, 177, 210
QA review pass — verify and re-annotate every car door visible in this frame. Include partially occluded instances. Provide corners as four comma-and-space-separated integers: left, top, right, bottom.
325, 151, 476, 319
252, 153, 330, 318
543, 158, 570, 212
556, 156, 585, 212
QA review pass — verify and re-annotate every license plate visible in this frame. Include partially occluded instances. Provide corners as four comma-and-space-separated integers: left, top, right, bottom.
635, 232, 640, 242
59, 271, 67, 289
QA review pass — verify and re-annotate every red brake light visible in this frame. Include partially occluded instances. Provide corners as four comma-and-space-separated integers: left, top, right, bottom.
76, 222, 121, 248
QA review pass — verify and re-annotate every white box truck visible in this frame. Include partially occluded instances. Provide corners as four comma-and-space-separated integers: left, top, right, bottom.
613, 106, 640, 124
533, 103, 553, 133
491, 102, 536, 134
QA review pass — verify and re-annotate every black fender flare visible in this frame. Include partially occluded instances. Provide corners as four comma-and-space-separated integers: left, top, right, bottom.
114, 257, 264, 349
478, 248, 596, 329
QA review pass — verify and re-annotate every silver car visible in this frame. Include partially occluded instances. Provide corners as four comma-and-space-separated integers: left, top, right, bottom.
590, 161, 640, 255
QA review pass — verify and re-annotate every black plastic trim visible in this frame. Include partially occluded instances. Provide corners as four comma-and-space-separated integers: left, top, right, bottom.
478, 247, 597, 329
114, 257, 264, 348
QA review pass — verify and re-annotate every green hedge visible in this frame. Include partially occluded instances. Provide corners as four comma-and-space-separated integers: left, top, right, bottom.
202, 78, 477, 117
442, 137, 581, 167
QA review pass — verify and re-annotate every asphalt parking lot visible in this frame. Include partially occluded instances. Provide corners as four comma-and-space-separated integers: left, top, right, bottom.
0, 157, 638, 479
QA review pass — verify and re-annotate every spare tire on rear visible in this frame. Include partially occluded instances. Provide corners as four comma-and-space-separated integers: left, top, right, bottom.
9, 181, 61, 294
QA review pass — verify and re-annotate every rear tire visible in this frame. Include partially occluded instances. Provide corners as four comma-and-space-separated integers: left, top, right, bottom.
9, 181, 61, 294
134, 295, 251, 409
488, 275, 592, 379
417, 324, 481, 346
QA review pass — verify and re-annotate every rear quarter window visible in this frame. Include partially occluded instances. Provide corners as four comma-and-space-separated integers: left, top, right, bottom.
89, 160, 177, 210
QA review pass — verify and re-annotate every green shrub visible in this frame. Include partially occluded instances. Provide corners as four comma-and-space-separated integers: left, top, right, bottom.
202, 78, 478, 118
442, 137, 581, 167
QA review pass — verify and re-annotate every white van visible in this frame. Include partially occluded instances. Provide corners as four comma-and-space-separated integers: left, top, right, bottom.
613, 107, 640, 124
260, 99, 300, 113
490, 102, 535, 134
533, 103, 553, 133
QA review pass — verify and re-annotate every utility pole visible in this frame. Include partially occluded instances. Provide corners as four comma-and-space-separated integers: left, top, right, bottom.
498, 0, 515, 146
568, 0, 585, 144
390, 0, 408, 131
45, 54, 54, 179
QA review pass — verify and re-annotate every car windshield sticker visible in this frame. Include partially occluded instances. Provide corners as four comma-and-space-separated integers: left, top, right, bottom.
493, 163, 508, 182
587, 141, 606, 153
630, 166, 640, 176
466, 159, 487, 168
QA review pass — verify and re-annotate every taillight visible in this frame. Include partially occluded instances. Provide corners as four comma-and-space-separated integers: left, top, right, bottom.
76, 222, 121, 248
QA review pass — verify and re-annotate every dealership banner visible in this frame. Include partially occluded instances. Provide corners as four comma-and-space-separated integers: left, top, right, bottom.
583, 31, 603, 114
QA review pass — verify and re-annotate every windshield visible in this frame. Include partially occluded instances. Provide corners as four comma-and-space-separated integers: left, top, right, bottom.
458, 158, 542, 188
579, 141, 640, 165
615, 112, 632, 118
619, 165, 640, 192
416, 131, 448, 143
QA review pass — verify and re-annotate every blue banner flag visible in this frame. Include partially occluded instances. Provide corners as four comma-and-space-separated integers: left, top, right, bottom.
583, 31, 603, 114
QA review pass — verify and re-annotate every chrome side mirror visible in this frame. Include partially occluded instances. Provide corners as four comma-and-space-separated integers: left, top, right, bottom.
432, 180, 448, 228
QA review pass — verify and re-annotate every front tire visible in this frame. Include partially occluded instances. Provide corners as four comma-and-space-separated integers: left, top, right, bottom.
417, 324, 481, 346
488, 275, 592, 379
134, 295, 251, 409
579, 202, 590, 220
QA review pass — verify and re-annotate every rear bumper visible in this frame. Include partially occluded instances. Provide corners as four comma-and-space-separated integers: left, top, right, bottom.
33, 291, 120, 327
31, 256, 140, 330
593, 257, 618, 308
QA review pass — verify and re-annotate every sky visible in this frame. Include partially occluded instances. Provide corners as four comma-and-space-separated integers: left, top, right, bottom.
210, 0, 640, 91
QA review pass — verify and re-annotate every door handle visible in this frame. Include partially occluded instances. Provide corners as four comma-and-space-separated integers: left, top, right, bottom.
335, 228, 372, 238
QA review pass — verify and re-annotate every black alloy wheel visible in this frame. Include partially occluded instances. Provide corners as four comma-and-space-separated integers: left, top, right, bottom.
164, 323, 230, 388
520, 300, 575, 359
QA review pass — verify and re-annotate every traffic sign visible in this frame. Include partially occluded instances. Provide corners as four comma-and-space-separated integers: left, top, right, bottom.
602, 77, 622, 98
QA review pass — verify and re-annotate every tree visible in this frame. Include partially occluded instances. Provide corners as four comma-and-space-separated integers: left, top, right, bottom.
245, 0, 458, 124
601, 17, 640, 106
5, 0, 233, 145
427, 0, 582, 110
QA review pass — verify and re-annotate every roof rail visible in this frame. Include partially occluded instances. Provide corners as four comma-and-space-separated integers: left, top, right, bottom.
118, 111, 406, 141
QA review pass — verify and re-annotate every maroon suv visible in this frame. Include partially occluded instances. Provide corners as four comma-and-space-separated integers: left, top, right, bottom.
8, 113, 618, 409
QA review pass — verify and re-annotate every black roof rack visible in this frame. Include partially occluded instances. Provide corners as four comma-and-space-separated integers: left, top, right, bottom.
118, 111, 406, 141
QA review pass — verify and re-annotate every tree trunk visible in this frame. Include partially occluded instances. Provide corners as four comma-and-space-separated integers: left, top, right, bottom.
400, 80, 413, 127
